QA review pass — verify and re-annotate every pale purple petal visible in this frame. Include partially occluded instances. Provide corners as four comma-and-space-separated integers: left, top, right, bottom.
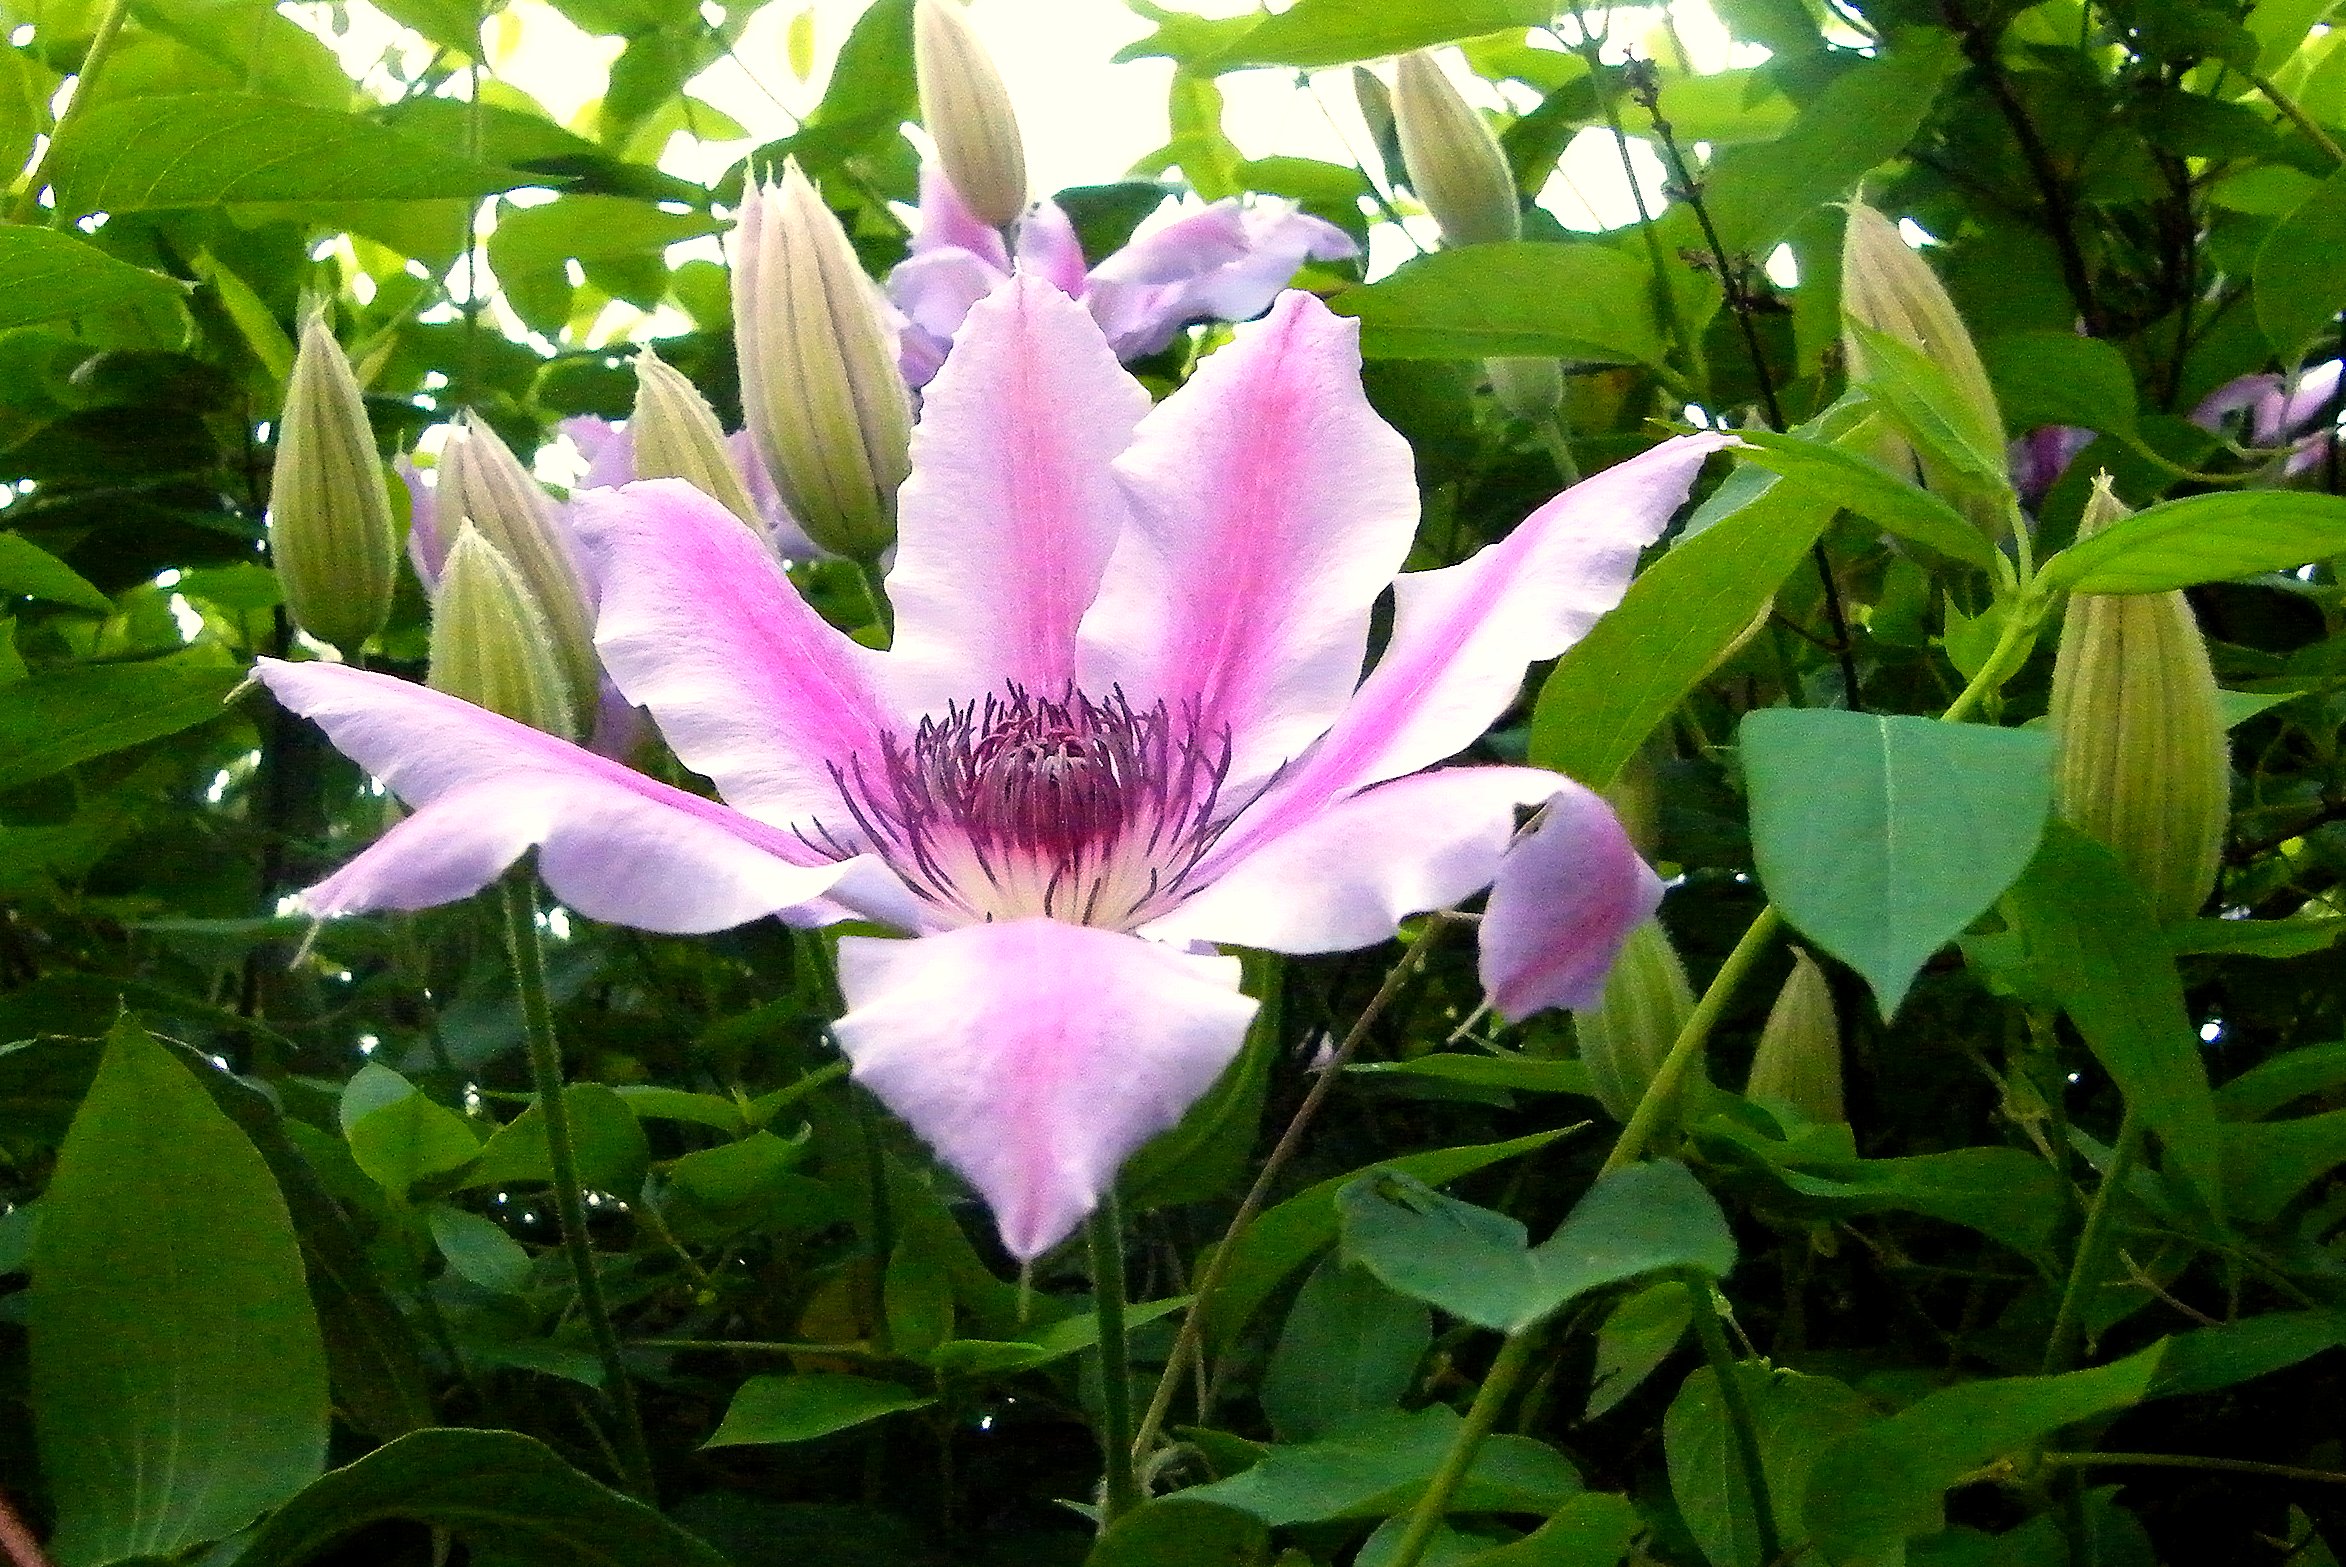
562, 415, 637, 491
1143, 765, 1563, 954
888, 247, 1010, 345
1217, 432, 1730, 861
1084, 280, 1199, 360
886, 274, 1150, 710
910, 166, 1010, 270
1086, 200, 1357, 361
1088, 200, 1253, 286
1079, 291, 1418, 793
726, 430, 822, 559
399, 457, 444, 592
833, 921, 1257, 1259
1013, 200, 1089, 297
1478, 783, 1665, 1018
1175, 205, 1358, 325
2008, 426, 2090, 508
2264, 359, 2341, 444
567, 480, 900, 830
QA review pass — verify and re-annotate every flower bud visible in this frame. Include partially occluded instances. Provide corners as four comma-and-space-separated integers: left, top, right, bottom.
1489, 356, 1563, 423
435, 413, 598, 717
1393, 50, 1519, 248
267, 316, 396, 653
1575, 919, 1696, 1125
428, 523, 581, 740
2048, 475, 2231, 923
913, 0, 1028, 229
1351, 66, 1396, 165
629, 346, 762, 527
733, 162, 917, 563
1746, 948, 1845, 1124
1840, 202, 2005, 486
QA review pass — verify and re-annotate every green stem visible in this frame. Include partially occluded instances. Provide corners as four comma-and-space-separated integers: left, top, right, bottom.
501, 876, 657, 1501
1087, 1192, 1141, 1528
2041, 1450, 2346, 1486
1688, 1278, 1785, 1566
1382, 1331, 1541, 1567
1537, 416, 1584, 487
1938, 603, 2042, 725
13, 0, 131, 223
2042, 1108, 2144, 1375
1598, 905, 1784, 1178
855, 558, 895, 641
2250, 70, 2346, 168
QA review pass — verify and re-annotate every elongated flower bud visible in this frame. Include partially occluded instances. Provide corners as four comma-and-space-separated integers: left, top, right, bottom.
630, 346, 762, 527
427, 523, 580, 740
1393, 50, 1519, 247
1352, 66, 1396, 164
268, 317, 396, 653
1841, 202, 2005, 492
1747, 948, 1844, 1123
2048, 475, 2230, 923
733, 162, 916, 563
1575, 919, 1695, 1125
435, 414, 597, 717
913, 0, 1028, 229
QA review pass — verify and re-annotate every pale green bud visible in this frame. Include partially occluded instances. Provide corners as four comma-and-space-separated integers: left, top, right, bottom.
1840, 202, 2005, 492
913, 0, 1029, 228
1351, 66, 1396, 165
2048, 475, 2231, 923
733, 162, 916, 563
1575, 919, 1696, 1125
1392, 50, 1520, 247
1489, 356, 1563, 423
428, 523, 581, 740
434, 413, 597, 718
267, 316, 396, 653
630, 346, 761, 527
1746, 948, 1845, 1124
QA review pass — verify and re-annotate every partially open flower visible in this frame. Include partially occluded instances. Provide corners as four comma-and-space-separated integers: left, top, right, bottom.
428, 523, 580, 741
1747, 947, 1844, 1124
627, 346, 762, 528
733, 162, 916, 562
268, 316, 396, 654
257, 279, 1721, 1259
912, 0, 1028, 229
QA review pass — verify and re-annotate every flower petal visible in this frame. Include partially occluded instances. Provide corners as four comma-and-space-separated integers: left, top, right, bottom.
397, 457, 443, 591
1477, 782, 1665, 1018
1080, 291, 1418, 792
909, 167, 1010, 270
1012, 200, 1089, 297
1087, 200, 1252, 286
886, 273, 1150, 710
562, 415, 636, 490
1144, 765, 1564, 954
567, 479, 899, 830
255, 659, 923, 931
834, 921, 1257, 1259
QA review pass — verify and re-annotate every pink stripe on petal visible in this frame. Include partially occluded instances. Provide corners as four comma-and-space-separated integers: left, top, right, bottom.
886, 273, 1150, 711
1478, 782, 1665, 1019
1080, 292, 1419, 793
568, 480, 900, 832
1144, 765, 1565, 955
834, 921, 1257, 1259
1013, 201, 1089, 297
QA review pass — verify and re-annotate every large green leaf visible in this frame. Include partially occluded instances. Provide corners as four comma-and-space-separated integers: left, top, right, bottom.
705, 1373, 934, 1448
2254, 167, 2346, 356
1087, 1500, 1271, 1567
466, 1082, 650, 1195
1665, 1365, 1871, 1567
1741, 709, 2054, 1016
1203, 0, 1556, 70
1530, 481, 1830, 790
29, 1019, 329, 1566
2004, 826, 2226, 1213
0, 657, 243, 790
1261, 1255, 1432, 1441
232, 1427, 732, 1567
0, 531, 112, 611
1330, 243, 1666, 367
1980, 331, 2140, 437
46, 93, 529, 214
1728, 429, 1995, 567
2036, 490, 2346, 594
341, 1062, 482, 1197
1180, 1406, 1581, 1525
0, 226, 189, 331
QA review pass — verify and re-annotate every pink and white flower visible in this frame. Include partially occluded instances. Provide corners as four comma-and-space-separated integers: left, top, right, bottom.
888, 169, 1359, 386
261, 278, 1719, 1259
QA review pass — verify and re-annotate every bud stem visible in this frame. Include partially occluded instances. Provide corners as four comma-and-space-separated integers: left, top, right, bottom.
1085, 1191, 1141, 1529
1599, 904, 1784, 1178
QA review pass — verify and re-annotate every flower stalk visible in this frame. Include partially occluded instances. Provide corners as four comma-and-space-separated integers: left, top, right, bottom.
1085, 1192, 1141, 1528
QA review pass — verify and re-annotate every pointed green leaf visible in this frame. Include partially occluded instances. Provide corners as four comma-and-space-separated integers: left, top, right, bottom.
1332, 242, 1665, 367
705, 1373, 933, 1448
2037, 490, 2346, 594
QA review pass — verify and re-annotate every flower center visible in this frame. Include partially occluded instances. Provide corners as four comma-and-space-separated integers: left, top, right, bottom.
813, 684, 1234, 928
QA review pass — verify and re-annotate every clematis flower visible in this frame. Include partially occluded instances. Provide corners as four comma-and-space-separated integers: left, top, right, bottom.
2193, 358, 2341, 475
258, 277, 1721, 1260
888, 169, 1359, 387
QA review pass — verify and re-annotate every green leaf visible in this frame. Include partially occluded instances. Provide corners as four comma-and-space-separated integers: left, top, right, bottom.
233, 1427, 732, 1567
468, 1082, 651, 1195
1980, 330, 2140, 437
2215, 1040, 2346, 1120
1180, 1406, 1580, 1525
428, 1204, 533, 1295
2255, 168, 2346, 357
2223, 1107, 2346, 1222
1456, 1493, 1644, 1565
486, 195, 723, 336
0, 657, 243, 790
0, 532, 111, 612
1530, 481, 1829, 790
2148, 1311, 2346, 1399
1331, 242, 1665, 367
2003, 826, 2226, 1213
0, 225, 189, 331
1262, 1255, 1432, 1441
46, 93, 530, 215
924, 1296, 1191, 1378
1348, 1053, 1595, 1096
1666, 1365, 1871, 1567
1206, 0, 1555, 70
1728, 428, 1995, 568
341, 1063, 482, 1196
29, 1020, 328, 1565
1587, 1280, 1694, 1419
1087, 1500, 1270, 1567
2036, 490, 2346, 594
1339, 1162, 1736, 1334
1805, 1346, 2167, 1567
1741, 709, 2054, 1017
705, 1373, 934, 1448
1846, 324, 2012, 497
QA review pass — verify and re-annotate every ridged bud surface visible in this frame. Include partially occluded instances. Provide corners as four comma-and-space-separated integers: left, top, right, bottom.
630, 346, 762, 527
1746, 948, 1845, 1123
1575, 919, 1696, 1125
1393, 50, 1520, 247
913, 0, 1028, 228
732, 162, 916, 563
428, 523, 581, 740
268, 317, 396, 653
2048, 476, 2231, 923
435, 414, 597, 717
